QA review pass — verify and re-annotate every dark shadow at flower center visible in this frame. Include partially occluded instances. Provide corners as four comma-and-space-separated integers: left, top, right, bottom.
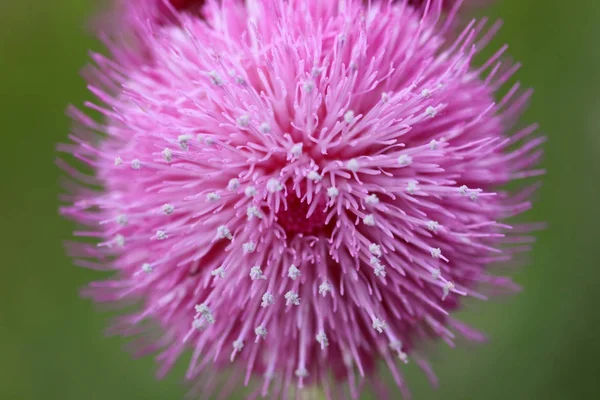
276, 193, 332, 236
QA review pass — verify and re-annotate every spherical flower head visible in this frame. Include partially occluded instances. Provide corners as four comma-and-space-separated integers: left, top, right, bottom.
60, 0, 544, 398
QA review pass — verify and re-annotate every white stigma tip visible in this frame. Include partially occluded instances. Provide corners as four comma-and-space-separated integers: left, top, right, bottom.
203, 314, 215, 325
237, 114, 250, 128
259, 122, 271, 133
203, 135, 215, 146
430, 248, 442, 259
130, 159, 141, 170
162, 148, 173, 162
372, 318, 387, 333
365, 193, 380, 206
255, 325, 267, 339
216, 225, 233, 240
432, 269, 441, 279
288, 264, 301, 280
114, 157, 123, 166
116, 214, 128, 226
208, 70, 223, 86
141, 263, 154, 273
206, 192, 221, 202
344, 110, 355, 124
406, 181, 418, 195
327, 187, 339, 199
427, 220, 440, 232
363, 214, 376, 226
290, 143, 303, 159
178, 135, 192, 151
233, 339, 244, 351
303, 81, 315, 93
347, 158, 359, 172
458, 185, 469, 195
235, 75, 246, 85
468, 189, 481, 201
195, 303, 215, 324
443, 282, 455, 300
192, 319, 205, 331
390, 340, 403, 351
319, 281, 332, 297
243, 241, 256, 254
307, 171, 322, 181
295, 368, 308, 378
195, 303, 210, 314
114, 235, 125, 247
381, 92, 390, 102
429, 139, 438, 150
390, 341, 409, 364
374, 263, 387, 278
370, 256, 386, 277
261, 292, 274, 307
244, 186, 258, 197
211, 266, 226, 278
399, 352, 409, 364
284, 291, 301, 306
246, 205, 263, 221
397, 154, 413, 167
312, 66, 323, 77
316, 332, 329, 349
266, 178, 283, 193
156, 230, 168, 240
162, 204, 175, 215
369, 243, 382, 257
228, 178, 240, 191
426, 106, 437, 118
250, 265, 267, 281
421, 89, 431, 98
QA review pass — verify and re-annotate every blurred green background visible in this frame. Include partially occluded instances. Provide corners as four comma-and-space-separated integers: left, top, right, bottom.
1, 0, 599, 399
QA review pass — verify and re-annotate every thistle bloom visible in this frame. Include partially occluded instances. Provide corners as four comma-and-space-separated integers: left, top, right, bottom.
60, 0, 543, 398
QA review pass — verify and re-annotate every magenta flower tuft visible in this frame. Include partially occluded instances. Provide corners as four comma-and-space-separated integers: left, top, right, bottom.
60, 0, 543, 398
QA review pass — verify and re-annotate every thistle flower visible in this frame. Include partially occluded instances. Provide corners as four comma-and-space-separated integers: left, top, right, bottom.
60, 0, 544, 398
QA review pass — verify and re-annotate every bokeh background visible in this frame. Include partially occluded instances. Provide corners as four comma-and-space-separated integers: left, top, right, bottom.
1, 0, 599, 399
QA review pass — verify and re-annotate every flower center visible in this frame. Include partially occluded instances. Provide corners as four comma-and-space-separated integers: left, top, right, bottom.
276, 193, 330, 236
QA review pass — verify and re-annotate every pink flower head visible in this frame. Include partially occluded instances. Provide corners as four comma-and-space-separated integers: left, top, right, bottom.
61, 0, 543, 398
